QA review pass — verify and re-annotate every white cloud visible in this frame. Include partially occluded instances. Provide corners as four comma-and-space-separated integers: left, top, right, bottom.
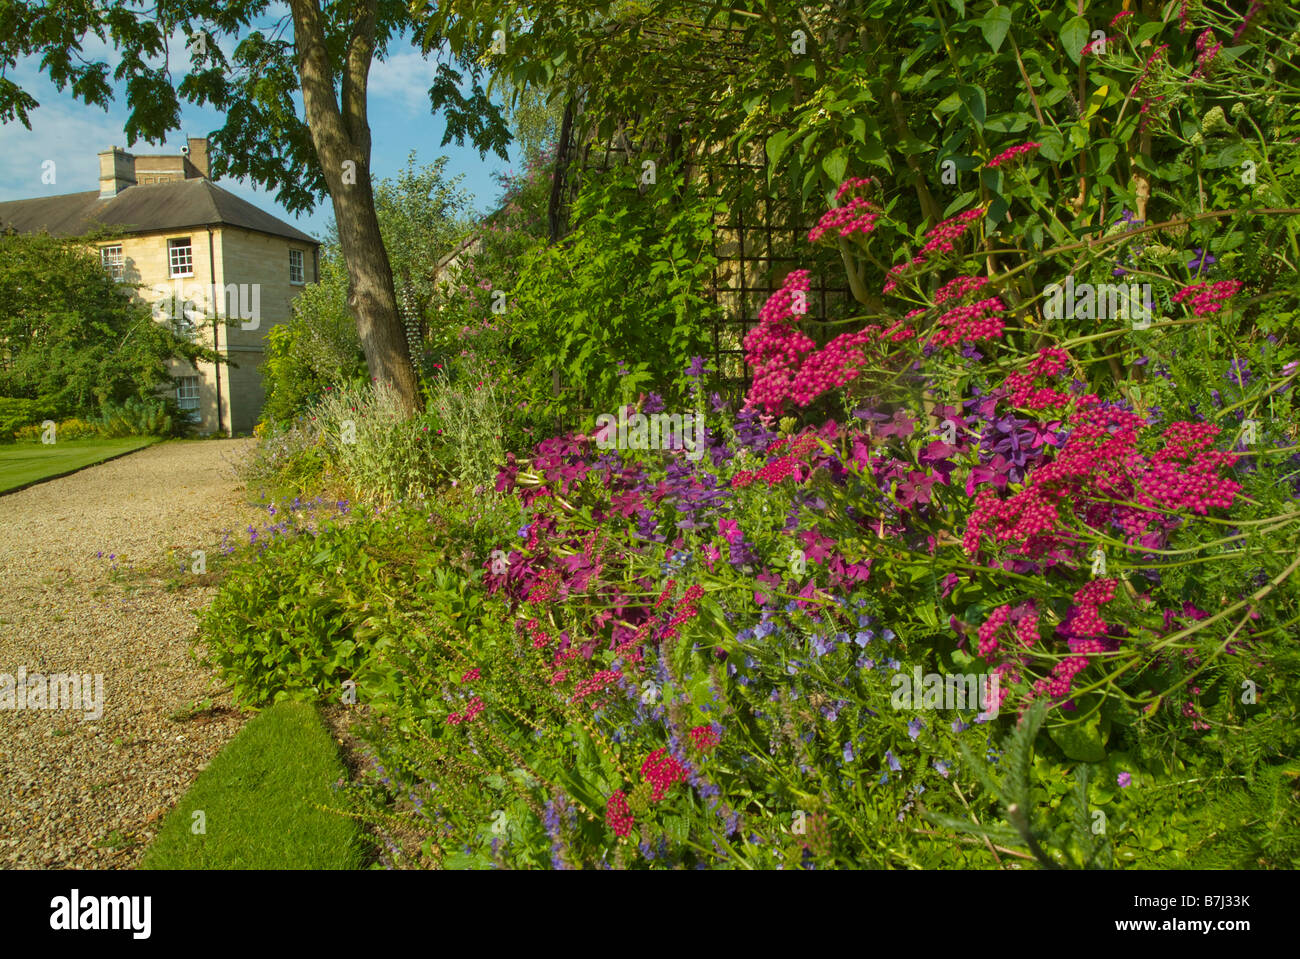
369, 50, 439, 115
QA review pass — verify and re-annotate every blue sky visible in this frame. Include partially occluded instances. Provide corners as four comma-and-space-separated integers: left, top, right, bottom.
0, 17, 522, 241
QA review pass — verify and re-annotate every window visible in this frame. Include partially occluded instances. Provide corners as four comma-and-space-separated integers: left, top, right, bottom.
176, 376, 201, 418
289, 249, 304, 285
168, 238, 193, 277
100, 245, 124, 281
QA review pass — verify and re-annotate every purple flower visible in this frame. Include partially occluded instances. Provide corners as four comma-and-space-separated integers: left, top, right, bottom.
1187, 248, 1216, 273
1226, 358, 1251, 387
885, 749, 902, 771
907, 718, 925, 741
1117, 771, 1132, 788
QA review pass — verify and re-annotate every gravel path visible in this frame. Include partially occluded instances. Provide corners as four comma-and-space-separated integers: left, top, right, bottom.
0, 439, 261, 868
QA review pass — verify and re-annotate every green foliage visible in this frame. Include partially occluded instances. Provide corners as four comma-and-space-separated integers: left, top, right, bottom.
314, 381, 444, 506
11, 418, 100, 442
0, 232, 220, 420
260, 252, 367, 426
201, 497, 515, 708
507, 161, 721, 423
94, 396, 184, 438
426, 344, 522, 490
0, 397, 54, 441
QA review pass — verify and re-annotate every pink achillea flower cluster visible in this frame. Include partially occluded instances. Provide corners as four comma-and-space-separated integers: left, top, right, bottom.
809, 177, 882, 242
965, 393, 1242, 559
978, 604, 1012, 659
978, 601, 1040, 660
744, 269, 915, 413
922, 208, 984, 254
808, 195, 879, 242
1172, 279, 1242, 315
987, 142, 1041, 168
1110, 10, 1134, 28
661, 584, 704, 637
606, 790, 634, 837
934, 274, 989, 304
732, 431, 825, 488
929, 297, 1006, 348
689, 725, 720, 751
882, 207, 984, 294
642, 749, 689, 800
743, 269, 816, 413
835, 176, 878, 202
460, 667, 481, 682
1004, 348, 1074, 410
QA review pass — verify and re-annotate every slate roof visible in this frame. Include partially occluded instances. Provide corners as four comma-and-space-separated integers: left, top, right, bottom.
0, 178, 318, 245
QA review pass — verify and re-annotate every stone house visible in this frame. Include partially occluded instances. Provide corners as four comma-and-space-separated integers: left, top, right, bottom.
0, 137, 320, 435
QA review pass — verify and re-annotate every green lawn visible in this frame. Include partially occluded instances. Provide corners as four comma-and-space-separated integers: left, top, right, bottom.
139, 702, 366, 870
0, 436, 158, 494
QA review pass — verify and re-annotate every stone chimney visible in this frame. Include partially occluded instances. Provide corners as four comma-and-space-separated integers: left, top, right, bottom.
184, 137, 210, 179
98, 147, 136, 198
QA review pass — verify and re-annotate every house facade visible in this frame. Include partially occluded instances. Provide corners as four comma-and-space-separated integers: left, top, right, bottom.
0, 138, 320, 435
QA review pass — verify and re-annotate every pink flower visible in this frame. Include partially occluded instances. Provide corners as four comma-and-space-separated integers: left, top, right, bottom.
987, 142, 1042, 169
606, 791, 634, 837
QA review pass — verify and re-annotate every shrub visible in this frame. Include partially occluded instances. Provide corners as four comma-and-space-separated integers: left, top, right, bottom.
238, 417, 330, 497
425, 322, 535, 489
11, 418, 99, 442
94, 396, 185, 438
260, 254, 367, 426
315, 381, 444, 506
0, 397, 54, 441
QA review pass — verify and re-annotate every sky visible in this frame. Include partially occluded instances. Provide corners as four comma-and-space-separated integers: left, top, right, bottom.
0, 14, 523, 242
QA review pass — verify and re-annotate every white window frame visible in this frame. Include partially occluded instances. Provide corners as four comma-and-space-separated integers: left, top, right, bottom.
176, 376, 201, 417
168, 237, 194, 278
289, 248, 305, 285
100, 244, 124, 281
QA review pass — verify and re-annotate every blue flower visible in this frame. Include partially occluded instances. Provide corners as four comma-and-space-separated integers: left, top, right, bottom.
934, 759, 951, 778
885, 750, 902, 772
843, 742, 855, 762
907, 718, 925, 741
811, 634, 837, 656
854, 630, 873, 647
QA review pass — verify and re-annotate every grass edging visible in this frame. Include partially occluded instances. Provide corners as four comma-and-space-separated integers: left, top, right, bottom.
0, 436, 160, 496
139, 701, 366, 870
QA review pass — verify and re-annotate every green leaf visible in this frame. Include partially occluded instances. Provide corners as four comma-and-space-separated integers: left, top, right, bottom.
979, 6, 1013, 53
1049, 715, 1109, 762
1060, 16, 1090, 65
1133, 21, 1164, 47
1097, 140, 1119, 176
957, 84, 986, 128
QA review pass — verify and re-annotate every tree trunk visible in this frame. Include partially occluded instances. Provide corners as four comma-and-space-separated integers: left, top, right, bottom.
288, 0, 419, 414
